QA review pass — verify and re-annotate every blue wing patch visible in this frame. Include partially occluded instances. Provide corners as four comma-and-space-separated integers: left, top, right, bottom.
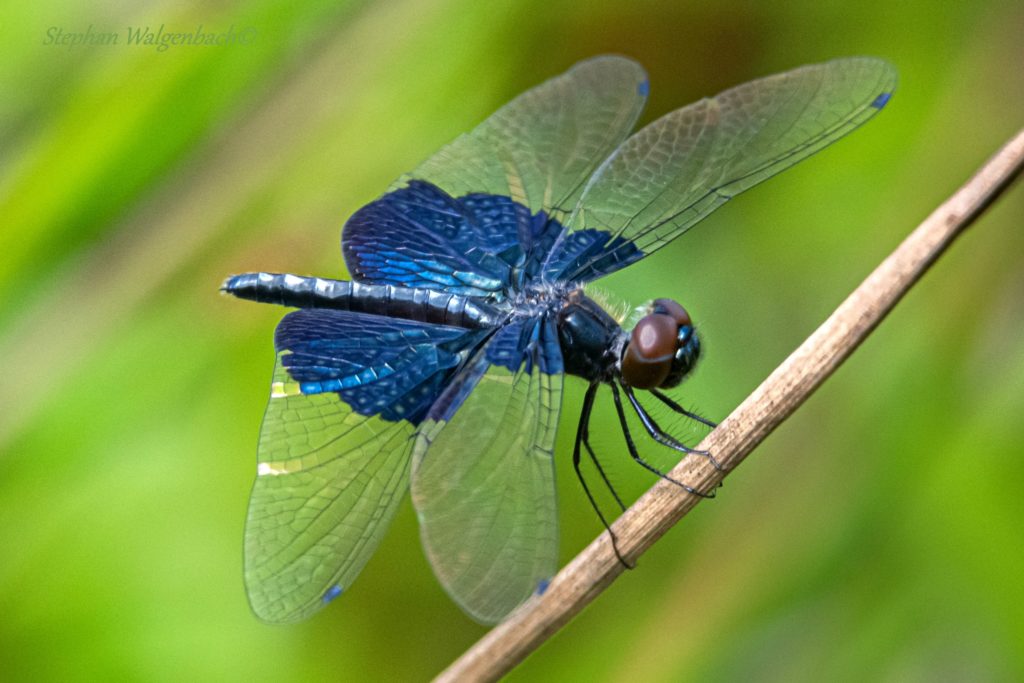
342, 181, 567, 295
276, 309, 488, 424
541, 229, 644, 284
485, 316, 563, 375
422, 314, 563, 425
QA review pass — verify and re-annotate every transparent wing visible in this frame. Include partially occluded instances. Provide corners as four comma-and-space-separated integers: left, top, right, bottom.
342, 56, 648, 293
411, 317, 564, 624
404, 55, 648, 220
545, 57, 897, 283
246, 359, 415, 623
244, 309, 487, 622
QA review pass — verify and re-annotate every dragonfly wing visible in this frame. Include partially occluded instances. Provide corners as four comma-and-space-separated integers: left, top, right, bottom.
343, 56, 648, 293
411, 316, 564, 624
342, 181, 537, 296
544, 57, 897, 283
404, 55, 647, 217
245, 309, 487, 622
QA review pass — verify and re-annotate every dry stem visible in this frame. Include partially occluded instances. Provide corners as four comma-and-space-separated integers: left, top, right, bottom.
436, 127, 1024, 683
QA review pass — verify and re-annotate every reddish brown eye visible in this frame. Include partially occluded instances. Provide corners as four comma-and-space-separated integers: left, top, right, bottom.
651, 298, 692, 327
621, 314, 677, 389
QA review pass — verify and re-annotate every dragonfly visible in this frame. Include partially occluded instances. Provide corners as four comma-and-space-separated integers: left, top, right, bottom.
224, 55, 895, 625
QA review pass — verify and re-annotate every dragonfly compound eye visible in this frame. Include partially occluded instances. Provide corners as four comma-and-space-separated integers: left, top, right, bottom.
621, 314, 678, 389
650, 298, 692, 328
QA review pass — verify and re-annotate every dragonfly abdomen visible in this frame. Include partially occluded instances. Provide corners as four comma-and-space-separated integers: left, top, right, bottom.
222, 272, 502, 329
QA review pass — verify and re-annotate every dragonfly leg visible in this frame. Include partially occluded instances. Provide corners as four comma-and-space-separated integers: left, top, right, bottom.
611, 383, 716, 499
582, 410, 627, 514
621, 384, 722, 471
650, 388, 718, 429
574, 383, 632, 568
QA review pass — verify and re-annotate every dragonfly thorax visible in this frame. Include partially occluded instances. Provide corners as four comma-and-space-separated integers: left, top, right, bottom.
556, 292, 700, 388
555, 289, 627, 383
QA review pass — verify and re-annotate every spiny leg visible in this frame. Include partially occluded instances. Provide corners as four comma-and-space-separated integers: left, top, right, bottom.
650, 388, 718, 429
610, 383, 716, 499
622, 384, 722, 471
573, 383, 631, 568
582, 405, 627, 513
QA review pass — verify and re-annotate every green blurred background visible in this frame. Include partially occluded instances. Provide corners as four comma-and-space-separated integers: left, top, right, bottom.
2, 0, 1023, 680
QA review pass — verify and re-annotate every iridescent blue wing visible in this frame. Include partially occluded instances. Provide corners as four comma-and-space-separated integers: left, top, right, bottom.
342, 56, 648, 295
244, 309, 487, 622
411, 316, 563, 624
342, 182, 538, 296
542, 57, 897, 283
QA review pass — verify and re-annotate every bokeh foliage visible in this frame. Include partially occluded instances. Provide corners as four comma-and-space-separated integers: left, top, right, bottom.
2, 0, 1023, 680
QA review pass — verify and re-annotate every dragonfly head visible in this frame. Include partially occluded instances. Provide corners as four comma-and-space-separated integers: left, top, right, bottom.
620, 298, 700, 389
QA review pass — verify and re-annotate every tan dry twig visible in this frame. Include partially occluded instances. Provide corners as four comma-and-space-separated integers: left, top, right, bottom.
436, 127, 1024, 683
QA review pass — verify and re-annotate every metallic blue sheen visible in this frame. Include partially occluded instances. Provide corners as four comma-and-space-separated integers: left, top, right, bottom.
221, 274, 246, 291
342, 181, 550, 296
343, 180, 642, 294
277, 181, 626, 424
484, 317, 564, 375
277, 309, 487, 424
542, 228, 644, 283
